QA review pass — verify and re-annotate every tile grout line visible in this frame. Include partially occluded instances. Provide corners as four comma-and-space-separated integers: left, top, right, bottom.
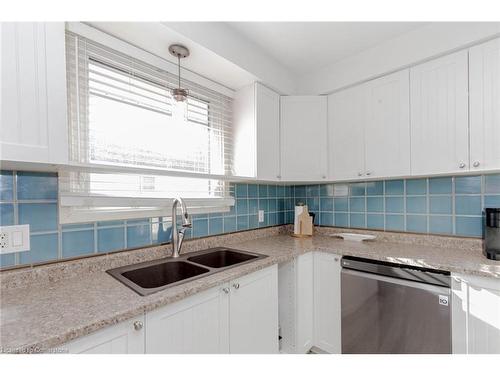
385, 182, 390, 231
452, 176, 456, 235
403, 180, 408, 232
426, 178, 430, 234
93, 222, 98, 254
12, 171, 20, 266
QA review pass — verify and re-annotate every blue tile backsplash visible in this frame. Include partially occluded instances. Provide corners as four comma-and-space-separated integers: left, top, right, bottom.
0, 170, 293, 269
1, 169, 500, 269
295, 175, 500, 238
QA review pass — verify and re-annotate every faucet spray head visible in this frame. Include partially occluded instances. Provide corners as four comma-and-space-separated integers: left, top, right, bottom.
182, 212, 192, 228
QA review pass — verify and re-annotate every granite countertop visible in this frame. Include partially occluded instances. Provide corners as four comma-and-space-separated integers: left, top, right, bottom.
1, 231, 500, 353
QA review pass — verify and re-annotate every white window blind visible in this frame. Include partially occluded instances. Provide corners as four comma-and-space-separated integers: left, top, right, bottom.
62, 31, 235, 223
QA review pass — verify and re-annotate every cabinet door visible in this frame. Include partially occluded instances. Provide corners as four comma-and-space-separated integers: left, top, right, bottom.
410, 50, 469, 175
313, 252, 341, 354
328, 85, 366, 180
0, 22, 68, 164
61, 316, 145, 354
280, 96, 328, 181
296, 252, 314, 353
256, 83, 281, 181
469, 37, 500, 172
466, 275, 500, 354
145, 285, 229, 354
451, 275, 468, 354
229, 265, 279, 353
452, 274, 500, 354
365, 70, 410, 179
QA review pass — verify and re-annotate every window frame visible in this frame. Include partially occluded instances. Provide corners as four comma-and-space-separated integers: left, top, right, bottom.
62, 29, 235, 224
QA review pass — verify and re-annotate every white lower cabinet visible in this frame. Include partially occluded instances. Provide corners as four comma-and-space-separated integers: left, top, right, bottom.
229, 265, 279, 353
278, 252, 314, 353
61, 316, 145, 354
313, 252, 341, 354
452, 273, 500, 354
295, 252, 314, 353
56, 259, 500, 355
145, 285, 230, 354
59, 265, 278, 354
146, 265, 278, 354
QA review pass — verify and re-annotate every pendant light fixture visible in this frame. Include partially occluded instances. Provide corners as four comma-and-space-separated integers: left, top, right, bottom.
168, 44, 190, 102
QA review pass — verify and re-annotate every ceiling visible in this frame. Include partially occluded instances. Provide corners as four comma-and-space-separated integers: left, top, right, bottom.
87, 22, 258, 92
86, 22, 453, 94
226, 22, 430, 75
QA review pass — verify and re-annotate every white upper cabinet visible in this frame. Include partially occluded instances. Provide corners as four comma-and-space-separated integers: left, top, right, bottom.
0, 22, 68, 165
364, 70, 410, 178
328, 70, 410, 181
410, 50, 469, 175
233, 82, 281, 181
328, 84, 366, 180
256, 84, 281, 180
469, 37, 500, 172
280, 96, 328, 181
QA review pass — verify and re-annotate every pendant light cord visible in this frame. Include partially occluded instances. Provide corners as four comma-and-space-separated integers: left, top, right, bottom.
177, 55, 181, 89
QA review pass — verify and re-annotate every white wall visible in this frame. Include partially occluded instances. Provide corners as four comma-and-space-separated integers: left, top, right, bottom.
296, 22, 500, 95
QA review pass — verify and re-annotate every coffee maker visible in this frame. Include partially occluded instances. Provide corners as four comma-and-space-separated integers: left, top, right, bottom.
484, 208, 500, 260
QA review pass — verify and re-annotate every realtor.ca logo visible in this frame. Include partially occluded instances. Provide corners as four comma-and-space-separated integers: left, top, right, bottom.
439, 295, 449, 306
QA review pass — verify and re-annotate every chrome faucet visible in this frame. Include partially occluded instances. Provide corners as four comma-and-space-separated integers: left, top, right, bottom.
171, 197, 192, 258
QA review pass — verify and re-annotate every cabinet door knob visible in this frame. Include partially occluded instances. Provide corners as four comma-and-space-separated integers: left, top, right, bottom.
358, 172, 363, 177
277, 175, 281, 179
459, 162, 466, 169
133, 321, 143, 331
322, 175, 326, 179
473, 161, 480, 167
222, 287, 230, 294
232, 283, 240, 290
365, 171, 372, 176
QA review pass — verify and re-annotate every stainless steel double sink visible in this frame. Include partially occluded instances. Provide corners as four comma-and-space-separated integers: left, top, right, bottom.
107, 247, 267, 296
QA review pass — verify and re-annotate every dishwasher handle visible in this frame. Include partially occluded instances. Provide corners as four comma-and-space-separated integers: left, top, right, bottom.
341, 268, 451, 296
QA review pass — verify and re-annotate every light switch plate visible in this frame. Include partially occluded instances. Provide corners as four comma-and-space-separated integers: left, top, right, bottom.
0, 225, 30, 254
258, 210, 264, 223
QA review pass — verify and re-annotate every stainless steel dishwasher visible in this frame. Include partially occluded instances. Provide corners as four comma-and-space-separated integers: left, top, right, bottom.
341, 256, 451, 354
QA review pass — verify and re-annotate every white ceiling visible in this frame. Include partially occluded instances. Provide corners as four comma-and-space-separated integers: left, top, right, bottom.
87, 22, 258, 92
226, 22, 430, 74
86, 22, 492, 95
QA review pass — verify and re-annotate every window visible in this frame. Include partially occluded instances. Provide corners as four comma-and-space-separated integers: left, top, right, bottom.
87, 59, 224, 174
63, 32, 234, 223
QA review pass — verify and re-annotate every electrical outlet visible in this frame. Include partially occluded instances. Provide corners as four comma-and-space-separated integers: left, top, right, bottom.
0, 225, 30, 254
0, 232, 8, 249
258, 210, 264, 223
